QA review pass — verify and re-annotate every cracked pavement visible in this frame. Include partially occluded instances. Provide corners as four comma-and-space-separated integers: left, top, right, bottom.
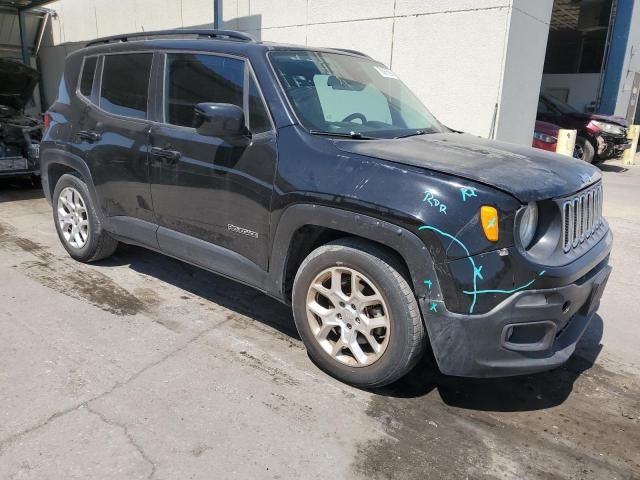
0, 158, 639, 479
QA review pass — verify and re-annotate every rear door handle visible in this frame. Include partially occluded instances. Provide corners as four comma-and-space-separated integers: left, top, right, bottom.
150, 146, 181, 164
77, 130, 101, 142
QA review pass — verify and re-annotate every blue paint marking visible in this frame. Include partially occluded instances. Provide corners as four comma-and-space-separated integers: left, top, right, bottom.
430, 302, 438, 313
487, 216, 497, 228
463, 279, 535, 295
462, 271, 545, 296
473, 265, 484, 281
424, 279, 433, 289
460, 187, 478, 202
419, 225, 481, 313
423, 192, 447, 215
420, 225, 544, 314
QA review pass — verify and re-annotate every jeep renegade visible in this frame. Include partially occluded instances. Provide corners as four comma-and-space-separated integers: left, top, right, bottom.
41, 30, 612, 388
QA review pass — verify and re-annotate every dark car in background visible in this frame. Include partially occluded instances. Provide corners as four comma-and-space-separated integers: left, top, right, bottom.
0, 59, 43, 181
41, 29, 612, 387
537, 93, 630, 164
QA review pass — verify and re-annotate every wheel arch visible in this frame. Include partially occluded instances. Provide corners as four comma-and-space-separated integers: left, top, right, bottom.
268, 204, 442, 307
41, 149, 96, 204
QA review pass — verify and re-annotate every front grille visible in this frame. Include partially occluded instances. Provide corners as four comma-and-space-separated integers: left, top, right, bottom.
561, 183, 603, 253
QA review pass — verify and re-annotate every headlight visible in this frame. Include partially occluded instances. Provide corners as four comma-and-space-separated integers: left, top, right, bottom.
591, 120, 625, 136
519, 202, 538, 249
533, 131, 557, 144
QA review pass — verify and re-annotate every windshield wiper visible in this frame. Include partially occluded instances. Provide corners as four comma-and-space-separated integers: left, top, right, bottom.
309, 130, 375, 140
394, 130, 432, 139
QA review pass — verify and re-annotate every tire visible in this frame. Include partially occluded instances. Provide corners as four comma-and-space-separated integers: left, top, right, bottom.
52, 173, 118, 262
292, 238, 425, 388
574, 136, 595, 164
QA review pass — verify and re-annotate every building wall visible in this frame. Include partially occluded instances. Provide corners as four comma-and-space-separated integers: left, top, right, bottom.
38, 0, 554, 144
613, 0, 640, 121
494, 0, 553, 143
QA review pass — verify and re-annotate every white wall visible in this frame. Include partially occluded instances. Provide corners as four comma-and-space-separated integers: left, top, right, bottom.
541, 73, 602, 113
614, 0, 640, 120
38, 0, 554, 144
496, 0, 553, 144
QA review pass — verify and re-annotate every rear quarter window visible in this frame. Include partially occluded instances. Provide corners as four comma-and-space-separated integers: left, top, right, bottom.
99, 53, 152, 120
79, 56, 97, 98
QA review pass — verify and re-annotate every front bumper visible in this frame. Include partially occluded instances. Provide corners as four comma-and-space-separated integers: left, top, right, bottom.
422, 258, 611, 378
0, 155, 40, 178
599, 132, 631, 158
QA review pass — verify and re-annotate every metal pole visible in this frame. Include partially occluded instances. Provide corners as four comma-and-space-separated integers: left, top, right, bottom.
18, 9, 30, 65
213, 0, 223, 29
34, 11, 50, 57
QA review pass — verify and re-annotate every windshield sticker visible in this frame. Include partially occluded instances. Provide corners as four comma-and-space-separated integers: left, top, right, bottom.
374, 66, 399, 79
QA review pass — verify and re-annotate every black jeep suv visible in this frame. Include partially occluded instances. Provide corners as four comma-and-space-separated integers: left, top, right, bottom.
41, 29, 612, 388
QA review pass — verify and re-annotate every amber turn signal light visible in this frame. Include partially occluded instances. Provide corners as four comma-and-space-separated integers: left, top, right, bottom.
480, 206, 499, 242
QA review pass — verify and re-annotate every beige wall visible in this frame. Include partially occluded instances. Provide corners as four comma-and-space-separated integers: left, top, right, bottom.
38, 0, 554, 145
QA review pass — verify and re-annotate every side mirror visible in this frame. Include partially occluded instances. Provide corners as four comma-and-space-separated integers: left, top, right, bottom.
193, 103, 246, 138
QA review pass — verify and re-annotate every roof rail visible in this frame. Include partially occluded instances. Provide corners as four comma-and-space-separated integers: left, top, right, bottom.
333, 48, 372, 59
86, 29, 256, 47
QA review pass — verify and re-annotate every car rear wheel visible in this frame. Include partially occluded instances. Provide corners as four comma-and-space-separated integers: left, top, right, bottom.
574, 136, 595, 163
292, 238, 425, 388
53, 173, 118, 262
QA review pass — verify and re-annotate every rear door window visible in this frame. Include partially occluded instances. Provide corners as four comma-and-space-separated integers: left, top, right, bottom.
165, 53, 244, 128
79, 56, 97, 98
99, 53, 153, 120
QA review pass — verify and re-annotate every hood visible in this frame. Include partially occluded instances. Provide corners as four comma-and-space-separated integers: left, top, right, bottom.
565, 111, 628, 128
334, 133, 601, 203
0, 59, 39, 111
588, 113, 628, 128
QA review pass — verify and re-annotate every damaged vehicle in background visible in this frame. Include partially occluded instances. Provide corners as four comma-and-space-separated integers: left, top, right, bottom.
537, 93, 630, 164
0, 58, 43, 182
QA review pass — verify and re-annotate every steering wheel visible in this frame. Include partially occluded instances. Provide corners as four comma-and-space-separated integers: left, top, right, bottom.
342, 113, 367, 124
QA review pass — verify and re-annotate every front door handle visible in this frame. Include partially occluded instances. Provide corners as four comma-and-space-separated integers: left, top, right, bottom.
150, 146, 181, 164
77, 130, 101, 142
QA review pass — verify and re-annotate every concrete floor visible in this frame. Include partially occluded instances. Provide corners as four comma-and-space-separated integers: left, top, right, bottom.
0, 158, 639, 480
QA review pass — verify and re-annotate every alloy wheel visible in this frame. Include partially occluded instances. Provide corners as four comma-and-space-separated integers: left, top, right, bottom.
305, 266, 390, 367
57, 186, 89, 249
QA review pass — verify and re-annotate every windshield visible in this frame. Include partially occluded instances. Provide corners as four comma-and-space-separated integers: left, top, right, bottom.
269, 50, 444, 138
542, 94, 578, 114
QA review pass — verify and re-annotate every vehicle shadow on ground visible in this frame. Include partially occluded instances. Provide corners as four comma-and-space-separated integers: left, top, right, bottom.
101, 244, 299, 340
598, 163, 629, 173
375, 315, 604, 412
0, 179, 44, 202
102, 244, 603, 413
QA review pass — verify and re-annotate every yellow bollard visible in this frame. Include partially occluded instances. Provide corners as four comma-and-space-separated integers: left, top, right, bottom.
556, 129, 577, 157
623, 125, 639, 165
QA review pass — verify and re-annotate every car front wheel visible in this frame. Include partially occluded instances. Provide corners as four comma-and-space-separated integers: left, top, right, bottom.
292, 238, 425, 388
574, 136, 595, 163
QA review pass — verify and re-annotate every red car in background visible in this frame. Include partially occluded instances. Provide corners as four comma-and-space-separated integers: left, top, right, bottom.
532, 120, 561, 153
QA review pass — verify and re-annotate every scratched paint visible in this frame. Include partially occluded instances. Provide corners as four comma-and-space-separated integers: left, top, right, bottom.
422, 192, 447, 214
